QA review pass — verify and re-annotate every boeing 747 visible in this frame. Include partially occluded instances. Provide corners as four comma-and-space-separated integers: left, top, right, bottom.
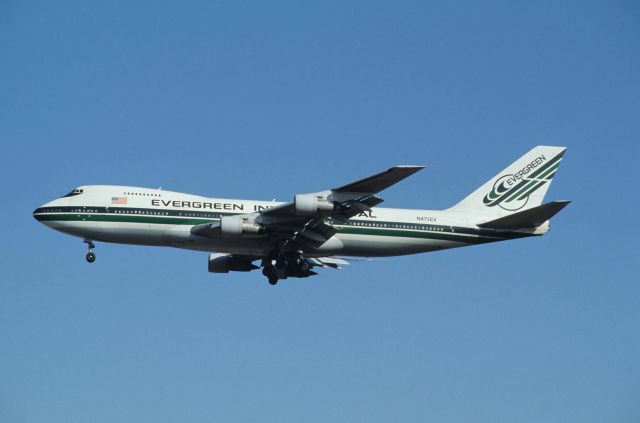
34, 146, 569, 285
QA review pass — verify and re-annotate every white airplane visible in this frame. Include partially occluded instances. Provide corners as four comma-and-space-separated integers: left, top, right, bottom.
34, 146, 569, 285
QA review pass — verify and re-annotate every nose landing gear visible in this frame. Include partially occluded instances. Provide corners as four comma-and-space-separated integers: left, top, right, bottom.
84, 239, 96, 263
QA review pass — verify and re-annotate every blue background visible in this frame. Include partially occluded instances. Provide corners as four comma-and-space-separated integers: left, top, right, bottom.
1, 1, 638, 421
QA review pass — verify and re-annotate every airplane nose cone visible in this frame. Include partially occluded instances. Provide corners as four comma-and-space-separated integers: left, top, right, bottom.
33, 199, 61, 223
34, 198, 72, 231
33, 205, 45, 223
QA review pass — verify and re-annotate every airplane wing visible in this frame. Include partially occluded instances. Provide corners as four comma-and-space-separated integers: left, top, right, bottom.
192, 165, 425, 252
263, 165, 425, 220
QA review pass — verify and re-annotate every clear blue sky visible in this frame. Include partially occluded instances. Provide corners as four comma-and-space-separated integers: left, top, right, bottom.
1, 1, 638, 422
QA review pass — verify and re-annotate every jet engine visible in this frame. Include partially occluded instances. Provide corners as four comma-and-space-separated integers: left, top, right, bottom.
219, 215, 261, 236
294, 192, 335, 215
208, 253, 258, 273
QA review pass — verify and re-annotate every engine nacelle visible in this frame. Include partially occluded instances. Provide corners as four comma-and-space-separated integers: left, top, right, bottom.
220, 215, 261, 236
294, 192, 335, 215
208, 253, 257, 273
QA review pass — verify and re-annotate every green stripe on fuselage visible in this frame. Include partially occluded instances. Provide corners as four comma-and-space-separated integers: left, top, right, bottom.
34, 212, 213, 226
336, 226, 499, 244
34, 208, 533, 245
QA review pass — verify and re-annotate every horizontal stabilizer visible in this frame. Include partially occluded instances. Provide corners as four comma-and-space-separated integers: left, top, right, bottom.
477, 200, 571, 230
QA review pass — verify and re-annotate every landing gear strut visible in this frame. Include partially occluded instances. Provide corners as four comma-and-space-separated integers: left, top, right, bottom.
293, 256, 309, 271
84, 239, 96, 263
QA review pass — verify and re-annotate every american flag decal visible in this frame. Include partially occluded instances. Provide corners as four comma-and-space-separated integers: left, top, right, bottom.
111, 196, 127, 205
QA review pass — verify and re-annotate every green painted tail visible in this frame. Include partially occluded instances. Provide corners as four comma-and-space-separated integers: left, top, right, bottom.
448, 146, 567, 220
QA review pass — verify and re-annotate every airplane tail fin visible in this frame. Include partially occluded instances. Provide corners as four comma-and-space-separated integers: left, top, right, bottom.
448, 146, 567, 221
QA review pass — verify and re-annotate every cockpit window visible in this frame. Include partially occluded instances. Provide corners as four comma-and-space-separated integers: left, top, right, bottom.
61, 188, 84, 198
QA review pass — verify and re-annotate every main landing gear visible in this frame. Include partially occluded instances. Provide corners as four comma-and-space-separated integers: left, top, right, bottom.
84, 239, 96, 263
262, 251, 309, 286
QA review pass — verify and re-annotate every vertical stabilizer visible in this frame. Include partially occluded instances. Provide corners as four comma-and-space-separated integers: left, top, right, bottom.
448, 146, 566, 218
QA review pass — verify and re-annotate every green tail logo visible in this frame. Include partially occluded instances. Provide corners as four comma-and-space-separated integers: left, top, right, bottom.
483, 151, 564, 211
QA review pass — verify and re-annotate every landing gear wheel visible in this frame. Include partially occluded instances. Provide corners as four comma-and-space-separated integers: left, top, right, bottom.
84, 239, 96, 263
262, 265, 274, 277
263, 265, 278, 285
275, 258, 287, 269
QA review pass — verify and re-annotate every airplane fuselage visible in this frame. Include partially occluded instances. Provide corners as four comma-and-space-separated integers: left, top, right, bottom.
34, 147, 568, 284
34, 185, 542, 258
